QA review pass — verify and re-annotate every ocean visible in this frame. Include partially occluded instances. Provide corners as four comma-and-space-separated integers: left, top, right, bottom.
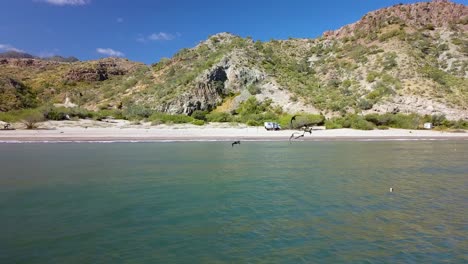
1, 141, 467, 263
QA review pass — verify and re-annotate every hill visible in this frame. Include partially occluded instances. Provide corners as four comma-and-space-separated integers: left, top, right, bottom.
0, 0, 467, 124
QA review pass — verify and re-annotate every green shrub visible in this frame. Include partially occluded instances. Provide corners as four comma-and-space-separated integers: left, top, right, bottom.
350, 117, 375, 130
247, 84, 261, 95
383, 52, 398, 70
358, 99, 373, 110
20, 109, 45, 129
191, 110, 208, 121
366, 71, 380, 83
325, 120, 342, 129
453, 119, 468, 129
365, 113, 420, 129
294, 114, 325, 128
191, 119, 205, 126
206, 112, 233, 122
246, 120, 261, 126
390, 114, 420, 129
43, 106, 69, 120
430, 114, 447, 126
94, 109, 124, 120
123, 105, 154, 120
0, 111, 22, 123
148, 112, 193, 124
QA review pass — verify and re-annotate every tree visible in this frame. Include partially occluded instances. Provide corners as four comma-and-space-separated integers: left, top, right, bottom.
21, 110, 45, 129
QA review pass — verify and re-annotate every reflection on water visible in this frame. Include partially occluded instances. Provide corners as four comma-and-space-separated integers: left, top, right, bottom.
0, 141, 467, 263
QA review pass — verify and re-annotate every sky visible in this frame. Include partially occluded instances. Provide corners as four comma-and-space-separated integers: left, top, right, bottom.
0, 0, 466, 64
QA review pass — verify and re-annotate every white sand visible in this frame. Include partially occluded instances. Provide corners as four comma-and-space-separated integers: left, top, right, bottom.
0, 120, 466, 142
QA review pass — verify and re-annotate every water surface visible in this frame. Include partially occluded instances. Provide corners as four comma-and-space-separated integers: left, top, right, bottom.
1, 141, 467, 263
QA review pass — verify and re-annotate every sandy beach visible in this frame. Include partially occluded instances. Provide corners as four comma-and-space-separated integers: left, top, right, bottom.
0, 119, 467, 142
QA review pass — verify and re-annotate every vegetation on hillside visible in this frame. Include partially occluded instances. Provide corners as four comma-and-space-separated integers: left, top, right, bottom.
0, 1, 467, 127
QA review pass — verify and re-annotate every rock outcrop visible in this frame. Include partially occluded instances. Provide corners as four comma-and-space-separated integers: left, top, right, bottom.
324, 0, 467, 39
66, 58, 142, 82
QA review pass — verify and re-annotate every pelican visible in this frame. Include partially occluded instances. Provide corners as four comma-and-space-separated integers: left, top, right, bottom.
290, 115, 301, 129
289, 132, 303, 144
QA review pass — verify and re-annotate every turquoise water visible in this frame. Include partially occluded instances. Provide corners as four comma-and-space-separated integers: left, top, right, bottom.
0, 141, 467, 263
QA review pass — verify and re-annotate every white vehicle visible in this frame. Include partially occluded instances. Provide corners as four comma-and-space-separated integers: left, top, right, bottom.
264, 122, 281, 131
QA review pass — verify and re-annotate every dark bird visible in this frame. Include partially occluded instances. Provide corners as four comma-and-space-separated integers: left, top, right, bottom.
79, 92, 83, 97
289, 132, 303, 144
290, 115, 301, 129
232, 141, 241, 147
303, 126, 313, 135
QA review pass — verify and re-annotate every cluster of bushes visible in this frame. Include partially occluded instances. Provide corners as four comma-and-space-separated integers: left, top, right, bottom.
2, 102, 467, 131
325, 113, 468, 130
43, 106, 94, 120
325, 114, 376, 130
148, 112, 196, 125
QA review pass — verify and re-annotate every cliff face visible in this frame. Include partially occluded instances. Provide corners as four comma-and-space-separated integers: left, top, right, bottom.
1, 1, 467, 120
324, 0, 467, 39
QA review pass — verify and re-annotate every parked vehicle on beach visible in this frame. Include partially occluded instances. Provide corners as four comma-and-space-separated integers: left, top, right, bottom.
264, 122, 281, 131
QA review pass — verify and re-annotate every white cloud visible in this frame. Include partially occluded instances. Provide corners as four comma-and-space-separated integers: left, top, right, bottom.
38, 0, 90, 6
0, 44, 24, 53
148, 32, 176, 41
117, 17, 124, 23
96, 48, 124, 57
138, 32, 180, 43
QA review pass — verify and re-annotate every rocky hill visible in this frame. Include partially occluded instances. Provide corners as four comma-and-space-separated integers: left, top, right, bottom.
0, 0, 467, 120
0, 51, 79, 62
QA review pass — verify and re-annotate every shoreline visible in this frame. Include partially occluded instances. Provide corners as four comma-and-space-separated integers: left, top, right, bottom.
0, 121, 467, 142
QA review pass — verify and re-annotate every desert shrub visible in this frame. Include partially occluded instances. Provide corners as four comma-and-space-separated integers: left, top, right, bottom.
379, 28, 405, 42
292, 114, 325, 128
326, 114, 375, 130
325, 120, 342, 129
43, 106, 69, 120
358, 99, 373, 110
20, 109, 45, 129
0, 111, 22, 123
191, 119, 205, 126
364, 113, 381, 125
94, 109, 124, 120
70, 108, 94, 119
237, 97, 266, 115
148, 112, 193, 124
246, 120, 261, 126
191, 110, 208, 121
366, 82, 395, 102
366, 71, 380, 83
424, 24, 435, 30
247, 84, 261, 95
430, 114, 447, 126
350, 117, 375, 130
383, 52, 398, 70
123, 105, 154, 120
365, 113, 420, 129
452, 119, 468, 129
206, 112, 233, 122
390, 114, 420, 129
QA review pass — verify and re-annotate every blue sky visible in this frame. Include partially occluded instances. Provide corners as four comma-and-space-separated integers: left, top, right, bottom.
0, 0, 466, 64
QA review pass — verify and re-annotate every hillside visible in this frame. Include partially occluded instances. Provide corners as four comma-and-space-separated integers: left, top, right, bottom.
0, 0, 467, 121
